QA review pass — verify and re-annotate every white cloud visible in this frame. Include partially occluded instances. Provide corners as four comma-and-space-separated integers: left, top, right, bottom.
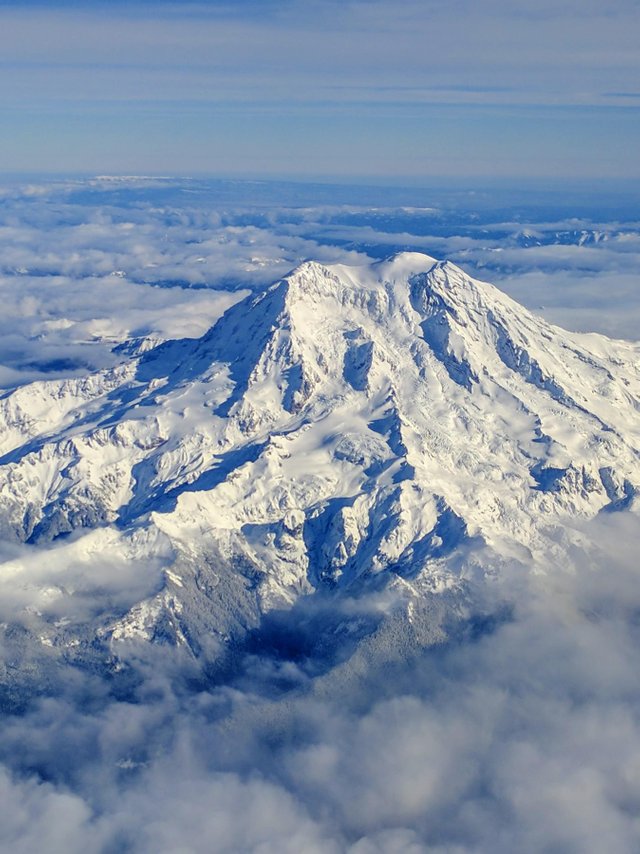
1, 179, 639, 392
2, 513, 640, 852
0, 182, 368, 387
0, 768, 97, 854
1, 178, 640, 850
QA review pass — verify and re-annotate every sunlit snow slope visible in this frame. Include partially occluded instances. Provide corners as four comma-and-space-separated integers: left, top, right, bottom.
1, 253, 638, 666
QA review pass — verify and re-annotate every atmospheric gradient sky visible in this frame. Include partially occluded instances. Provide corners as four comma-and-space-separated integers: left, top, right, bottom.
3, 7, 640, 850
2, 0, 640, 181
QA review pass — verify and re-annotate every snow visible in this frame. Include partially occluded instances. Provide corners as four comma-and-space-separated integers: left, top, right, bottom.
0, 251, 638, 662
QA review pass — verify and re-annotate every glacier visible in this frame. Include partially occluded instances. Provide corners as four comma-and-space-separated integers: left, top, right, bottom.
0, 251, 638, 692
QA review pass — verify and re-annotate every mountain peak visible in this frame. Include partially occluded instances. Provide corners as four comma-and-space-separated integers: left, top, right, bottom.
373, 250, 439, 279
280, 254, 507, 332
0, 254, 638, 660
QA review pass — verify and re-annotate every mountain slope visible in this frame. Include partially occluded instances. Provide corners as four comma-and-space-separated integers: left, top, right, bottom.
0, 252, 638, 668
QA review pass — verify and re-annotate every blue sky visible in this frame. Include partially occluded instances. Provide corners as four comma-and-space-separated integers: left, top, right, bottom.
1, 0, 639, 180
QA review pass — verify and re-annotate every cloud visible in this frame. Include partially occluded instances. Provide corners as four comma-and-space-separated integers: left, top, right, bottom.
1, 178, 640, 850
1, 1, 640, 176
2, 511, 640, 852
0, 177, 639, 393
0, 768, 96, 854
0, 180, 370, 387
0, 527, 171, 625
1, 1, 638, 108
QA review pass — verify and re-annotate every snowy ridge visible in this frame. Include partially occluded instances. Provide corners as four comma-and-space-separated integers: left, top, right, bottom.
0, 252, 639, 664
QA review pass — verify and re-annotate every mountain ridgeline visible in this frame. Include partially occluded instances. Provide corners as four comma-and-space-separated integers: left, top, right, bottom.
0, 253, 639, 677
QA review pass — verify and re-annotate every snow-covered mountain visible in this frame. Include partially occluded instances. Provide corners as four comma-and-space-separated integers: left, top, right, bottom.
1, 252, 639, 673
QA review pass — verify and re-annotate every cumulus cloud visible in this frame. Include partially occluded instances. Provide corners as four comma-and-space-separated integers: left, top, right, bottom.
0, 179, 369, 388
1, 177, 640, 851
1, 175, 638, 392
0, 528, 171, 625
0, 768, 96, 854
1, 512, 640, 852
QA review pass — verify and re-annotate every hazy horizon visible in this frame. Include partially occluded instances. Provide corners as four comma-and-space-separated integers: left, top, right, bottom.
2, 4, 640, 852
1, 0, 639, 179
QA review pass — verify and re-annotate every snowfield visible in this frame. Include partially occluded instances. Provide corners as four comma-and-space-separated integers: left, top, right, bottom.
0, 251, 638, 682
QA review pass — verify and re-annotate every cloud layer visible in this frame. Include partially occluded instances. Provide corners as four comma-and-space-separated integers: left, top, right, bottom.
3, 0, 639, 108
0, 176, 637, 393
1, 1, 639, 175
1, 178, 640, 851
2, 514, 640, 852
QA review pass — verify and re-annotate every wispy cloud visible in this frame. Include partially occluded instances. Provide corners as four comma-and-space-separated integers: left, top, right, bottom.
1, 2, 638, 107
1, 1, 639, 175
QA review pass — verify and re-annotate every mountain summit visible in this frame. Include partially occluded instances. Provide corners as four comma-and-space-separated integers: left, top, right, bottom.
1, 253, 638, 666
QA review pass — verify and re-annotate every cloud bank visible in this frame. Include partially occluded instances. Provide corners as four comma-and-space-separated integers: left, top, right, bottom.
1, 178, 640, 852
2, 513, 640, 852
0, 176, 637, 393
